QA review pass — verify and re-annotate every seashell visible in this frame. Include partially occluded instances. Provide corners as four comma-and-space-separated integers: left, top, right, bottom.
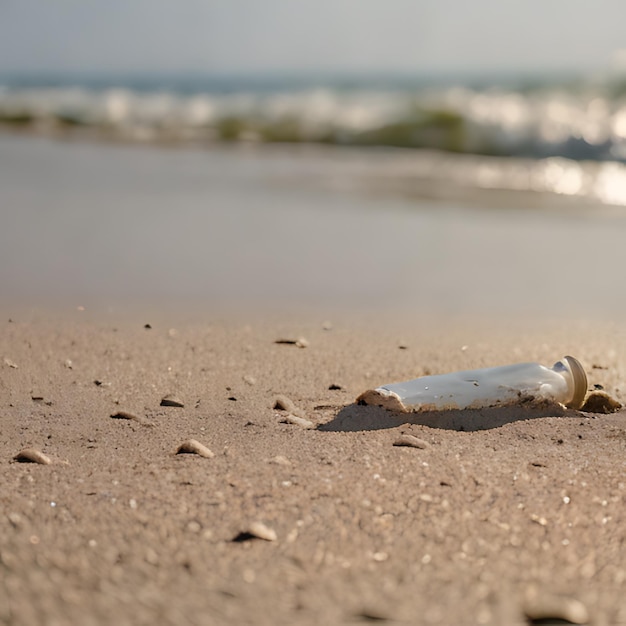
110, 411, 154, 427
279, 414, 314, 429
393, 434, 431, 449
175, 439, 214, 458
14, 448, 52, 465
160, 394, 184, 407
232, 521, 277, 542
274, 337, 309, 348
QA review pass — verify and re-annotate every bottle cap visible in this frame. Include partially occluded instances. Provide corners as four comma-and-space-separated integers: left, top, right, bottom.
563, 356, 587, 409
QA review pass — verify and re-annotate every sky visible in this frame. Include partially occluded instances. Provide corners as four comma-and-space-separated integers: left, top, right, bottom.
1, 0, 626, 77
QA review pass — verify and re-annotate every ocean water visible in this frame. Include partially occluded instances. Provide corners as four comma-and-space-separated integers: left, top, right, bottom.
2, 132, 626, 320
4, 72, 626, 209
3, 72, 626, 160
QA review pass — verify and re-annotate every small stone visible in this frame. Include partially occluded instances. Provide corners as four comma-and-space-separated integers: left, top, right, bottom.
274, 395, 297, 412
110, 411, 154, 427
233, 521, 277, 542
322, 321, 333, 331
243, 375, 256, 386
328, 383, 343, 390
273, 394, 307, 418
393, 434, 431, 449
269, 455, 291, 466
161, 395, 184, 408
274, 337, 308, 348
280, 414, 314, 429
175, 439, 214, 458
14, 448, 52, 465
580, 391, 621, 414
524, 595, 589, 625
4, 358, 18, 369
186, 520, 201, 533
64, 359, 73, 369
144, 323, 152, 329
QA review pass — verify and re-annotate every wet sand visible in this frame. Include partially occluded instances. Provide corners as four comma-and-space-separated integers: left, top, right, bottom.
1, 136, 625, 625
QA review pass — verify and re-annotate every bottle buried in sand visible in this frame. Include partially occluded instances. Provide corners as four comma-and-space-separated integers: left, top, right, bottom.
358, 356, 588, 413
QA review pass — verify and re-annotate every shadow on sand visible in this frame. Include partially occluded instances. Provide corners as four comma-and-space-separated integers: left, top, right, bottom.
318, 402, 581, 433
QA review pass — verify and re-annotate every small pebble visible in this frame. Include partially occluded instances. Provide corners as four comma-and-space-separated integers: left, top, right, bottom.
175, 439, 215, 458
233, 521, 277, 542
161, 395, 184, 408
13, 448, 52, 465
187, 521, 202, 533
280, 414, 314, 429
393, 434, 431, 449
273, 394, 306, 418
269, 455, 291, 466
243, 375, 256, 386
524, 595, 589, 625
110, 411, 154, 427
274, 337, 309, 348
4, 358, 18, 369
274, 395, 297, 412
580, 391, 621, 414
328, 383, 343, 390
64, 359, 73, 369
322, 321, 333, 331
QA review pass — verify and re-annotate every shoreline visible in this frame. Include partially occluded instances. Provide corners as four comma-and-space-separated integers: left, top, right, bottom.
3, 129, 626, 212
3, 135, 626, 324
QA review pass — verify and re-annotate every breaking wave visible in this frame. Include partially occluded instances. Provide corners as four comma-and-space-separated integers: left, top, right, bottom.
4, 73, 626, 207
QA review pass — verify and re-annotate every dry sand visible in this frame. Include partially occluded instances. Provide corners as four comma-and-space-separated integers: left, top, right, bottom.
1, 308, 625, 626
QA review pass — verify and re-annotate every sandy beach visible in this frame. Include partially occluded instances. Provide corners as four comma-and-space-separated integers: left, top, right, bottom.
1, 136, 625, 625
1, 309, 625, 626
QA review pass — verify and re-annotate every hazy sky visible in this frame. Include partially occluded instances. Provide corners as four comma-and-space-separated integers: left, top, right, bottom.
1, 0, 626, 76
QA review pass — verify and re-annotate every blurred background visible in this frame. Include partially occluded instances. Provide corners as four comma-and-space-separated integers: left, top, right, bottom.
2, 0, 626, 319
